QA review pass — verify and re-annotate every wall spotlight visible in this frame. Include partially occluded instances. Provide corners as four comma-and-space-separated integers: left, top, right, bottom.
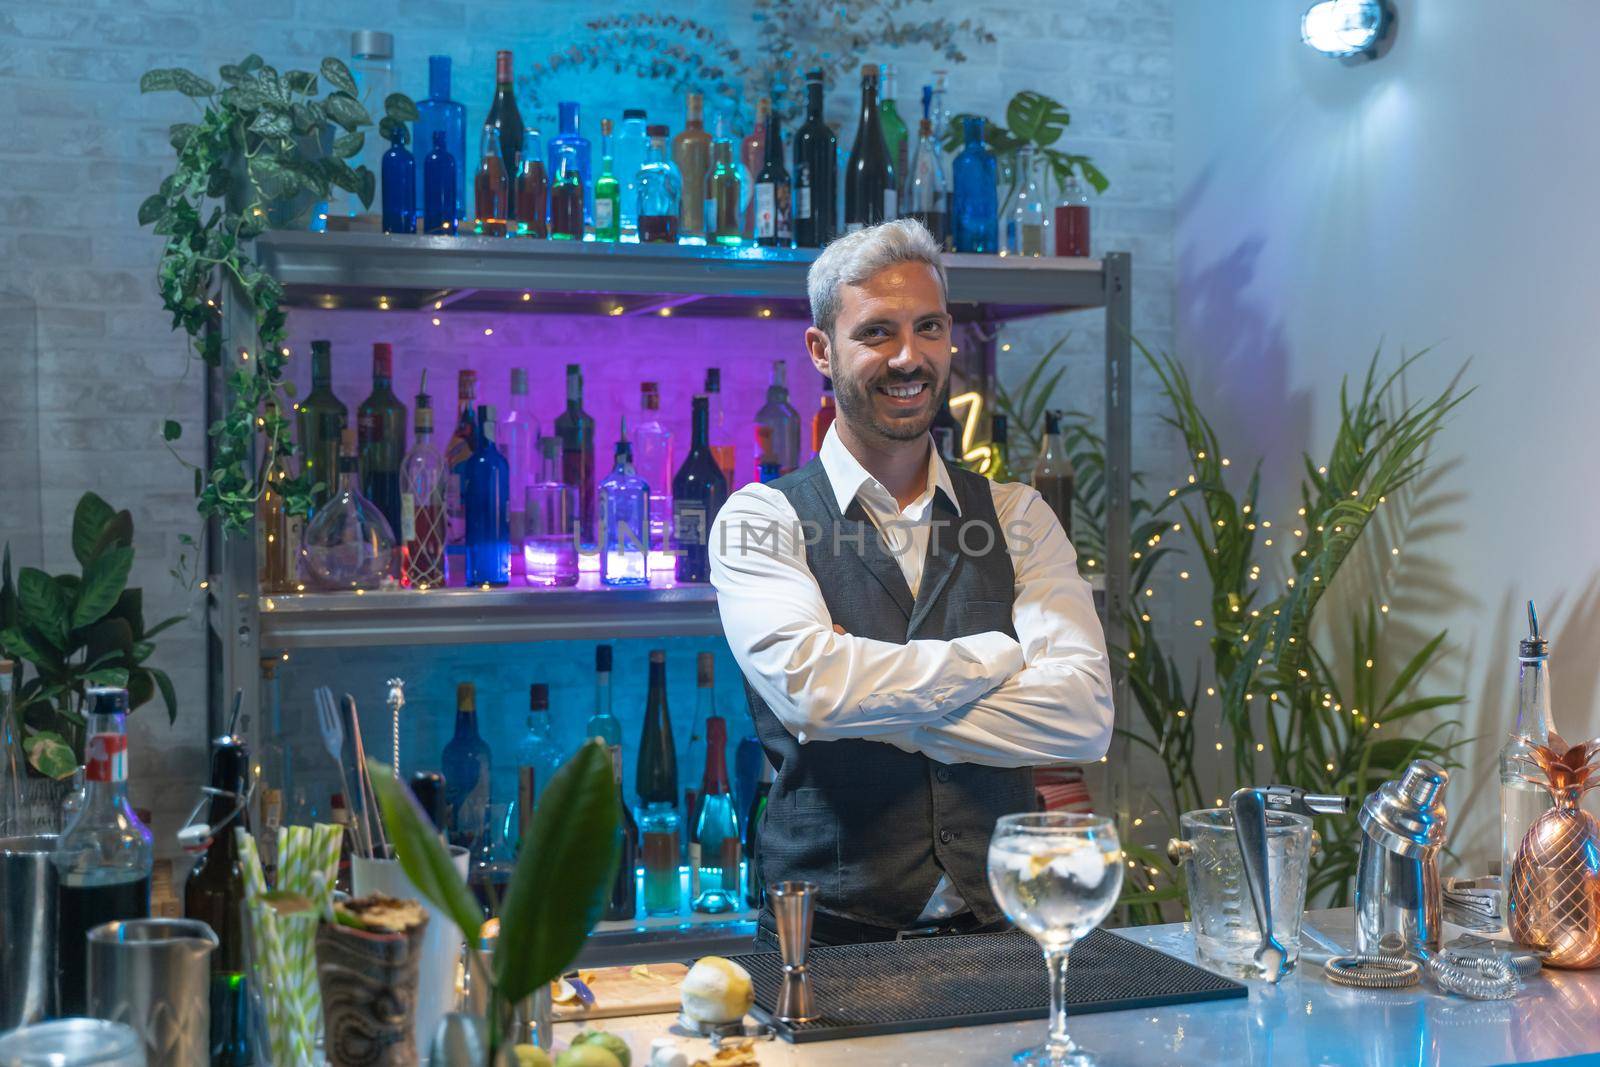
1302, 0, 1394, 61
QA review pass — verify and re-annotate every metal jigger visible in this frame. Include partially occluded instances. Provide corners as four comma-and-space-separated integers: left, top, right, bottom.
770, 880, 819, 1024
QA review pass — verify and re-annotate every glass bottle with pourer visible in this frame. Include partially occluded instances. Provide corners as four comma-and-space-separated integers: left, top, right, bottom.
1500, 601, 1557, 924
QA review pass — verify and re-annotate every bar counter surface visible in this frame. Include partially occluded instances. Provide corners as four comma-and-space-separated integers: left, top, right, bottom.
556, 909, 1600, 1066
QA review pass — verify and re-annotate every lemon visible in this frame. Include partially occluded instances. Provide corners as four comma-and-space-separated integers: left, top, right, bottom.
553, 1046, 622, 1067
680, 956, 755, 1024
571, 1030, 631, 1067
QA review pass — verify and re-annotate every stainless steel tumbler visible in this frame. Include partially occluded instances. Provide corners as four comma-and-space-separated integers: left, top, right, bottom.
0, 833, 60, 1029
87, 917, 218, 1067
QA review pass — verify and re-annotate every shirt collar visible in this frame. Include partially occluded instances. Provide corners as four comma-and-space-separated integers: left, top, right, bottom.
818, 423, 962, 518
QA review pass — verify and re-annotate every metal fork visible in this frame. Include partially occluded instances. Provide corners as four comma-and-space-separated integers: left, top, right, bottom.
314, 685, 366, 856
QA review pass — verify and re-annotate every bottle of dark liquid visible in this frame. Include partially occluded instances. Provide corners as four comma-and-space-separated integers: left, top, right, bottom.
547, 101, 593, 225
1032, 410, 1077, 542
409, 771, 449, 839
513, 128, 548, 238
53, 687, 153, 1016
553, 363, 597, 547
754, 104, 791, 247
703, 368, 736, 487
845, 63, 896, 231
183, 735, 252, 1066
691, 716, 740, 914
671, 396, 730, 583
422, 131, 458, 236
485, 50, 525, 217
474, 123, 511, 236
672, 93, 712, 242
793, 69, 838, 248
636, 650, 677, 810
298, 340, 346, 512
988, 413, 1016, 483
1054, 169, 1092, 257
636, 125, 680, 243
931, 392, 962, 465
744, 754, 773, 909
445, 369, 477, 582
442, 682, 492, 855
549, 143, 584, 240
357, 342, 407, 537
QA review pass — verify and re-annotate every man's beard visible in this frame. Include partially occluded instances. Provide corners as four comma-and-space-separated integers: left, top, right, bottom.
833, 364, 946, 442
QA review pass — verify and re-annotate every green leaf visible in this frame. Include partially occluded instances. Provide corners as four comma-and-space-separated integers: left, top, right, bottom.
367, 759, 483, 945
73, 546, 133, 630
0, 627, 62, 672
140, 68, 181, 93
384, 93, 420, 123
284, 70, 319, 96
240, 54, 265, 74
248, 156, 295, 200
495, 739, 619, 1002
331, 131, 364, 158
88, 511, 134, 562
163, 419, 183, 442
72, 492, 116, 566
148, 667, 179, 725
324, 92, 369, 132
353, 166, 376, 210
24, 731, 77, 780
85, 666, 130, 688
218, 64, 249, 86
1078, 158, 1110, 194
320, 57, 358, 97
1005, 91, 1071, 147
377, 116, 409, 146
138, 194, 167, 227
18, 569, 69, 650
249, 111, 294, 139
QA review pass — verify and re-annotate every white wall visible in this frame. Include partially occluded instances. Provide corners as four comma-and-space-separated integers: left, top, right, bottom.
1174, 0, 1600, 872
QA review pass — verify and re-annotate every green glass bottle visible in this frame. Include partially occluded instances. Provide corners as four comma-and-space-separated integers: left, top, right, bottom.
706, 126, 744, 247
594, 117, 621, 242
357, 342, 408, 537
298, 340, 348, 511
879, 63, 909, 206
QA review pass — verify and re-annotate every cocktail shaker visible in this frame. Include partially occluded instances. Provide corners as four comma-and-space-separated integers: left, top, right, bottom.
1355, 759, 1449, 955
0, 834, 59, 1029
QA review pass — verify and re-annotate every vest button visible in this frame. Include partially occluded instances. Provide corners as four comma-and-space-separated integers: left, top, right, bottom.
935, 767, 952, 783
939, 828, 955, 844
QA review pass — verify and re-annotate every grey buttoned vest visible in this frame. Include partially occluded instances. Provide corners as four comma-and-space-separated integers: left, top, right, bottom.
739, 456, 1035, 930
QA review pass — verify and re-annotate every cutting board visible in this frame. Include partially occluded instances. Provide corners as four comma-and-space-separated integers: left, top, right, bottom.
552, 963, 689, 1021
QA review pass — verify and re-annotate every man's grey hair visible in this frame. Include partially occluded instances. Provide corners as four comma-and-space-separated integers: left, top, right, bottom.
806, 218, 948, 338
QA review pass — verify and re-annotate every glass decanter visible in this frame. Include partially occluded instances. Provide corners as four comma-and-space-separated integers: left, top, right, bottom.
301, 428, 398, 590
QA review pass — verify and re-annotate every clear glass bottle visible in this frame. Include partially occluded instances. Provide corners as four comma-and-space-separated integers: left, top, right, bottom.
1054, 168, 1092, 257
400, 376, 446, 589
588, 644, 638, 920
906, 106, 949, 249
381, 127, 415, 235
301, 428, 398, 590
1003, 145, 1048, 257
879, 63, 909, 197
952, 117, 998, 253
614, 109, 650, 239
333, 30, 393, 224
53, 687, 153, 1016
503, 368, 538, 500
1031, 410, 1076, 543
641, 803, 682, 917
634, 382, 675, 556
703, 368, 735, 488
812, 378, 836, 455
684, 652, 715, 882
513, 129, 547, 238
547, 101, 593, 225
637, 125, 681, 243
413, 54, 466, 223
524, 436, 579, 587
692, 716, 741, 914
706, 124, 744, 247
510, 683, 563, 844
594, 117, 621, 242
463, 404, 511, 587
599, 426, 649, 587
297, 339, 346, 512
1501, 602, 1556, 918
474, 123, 512, 236
442, 682, 492, 855
754, 360, 801, 478
673, 93, 712, 243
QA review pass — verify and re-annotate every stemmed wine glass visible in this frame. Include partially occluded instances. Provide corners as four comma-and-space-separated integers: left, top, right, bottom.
988, 812, 1124, 1066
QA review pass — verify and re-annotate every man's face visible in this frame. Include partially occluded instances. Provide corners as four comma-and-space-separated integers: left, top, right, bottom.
813, 262, 952, 444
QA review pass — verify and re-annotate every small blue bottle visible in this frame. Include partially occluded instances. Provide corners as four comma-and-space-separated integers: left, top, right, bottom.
413, 55, 466, 223
599, 424, 649, 587
381, 129, 415, 234
423, 131, 458, 236
464, 403, 510, 586
952, 116, 998, 254
547, 101, 594, 225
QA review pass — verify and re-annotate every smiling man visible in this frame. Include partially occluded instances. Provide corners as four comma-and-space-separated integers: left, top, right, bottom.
710, 218, 1114, 945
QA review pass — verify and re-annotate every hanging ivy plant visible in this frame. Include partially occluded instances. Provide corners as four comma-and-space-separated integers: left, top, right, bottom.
138, 54, 418, 536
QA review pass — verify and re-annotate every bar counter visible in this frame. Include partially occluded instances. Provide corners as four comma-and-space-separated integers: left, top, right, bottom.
557, 909, 1600, 1066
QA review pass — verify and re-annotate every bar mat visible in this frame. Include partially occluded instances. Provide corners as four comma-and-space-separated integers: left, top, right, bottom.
728, 928, 1245, 1043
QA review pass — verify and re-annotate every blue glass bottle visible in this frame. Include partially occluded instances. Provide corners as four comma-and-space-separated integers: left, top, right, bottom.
423, 131, 458, 236
952, 117, 998, 253
547, 101, 593, 225
463, 403, 510, 586
381, 129, 415, 234
413, 55, 466, 223
599, 425, 649, 587
443, 681, 492, 855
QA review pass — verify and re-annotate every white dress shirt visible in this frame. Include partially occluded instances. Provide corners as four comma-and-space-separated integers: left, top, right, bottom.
710, 425, 1114, 922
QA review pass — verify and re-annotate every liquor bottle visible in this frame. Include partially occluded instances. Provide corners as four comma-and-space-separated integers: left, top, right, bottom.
443, 682, 492, 854
547, 101, 592, 225
445, 369, 478, 578
599, 424, 649, 587
553, 364, 597, 547
298, 340, 346, 511
464, 404, 511, 586
330, 31, 393, 224
691, 716, 740, 914
423, 131, 458, 235
301, 429, 398, 590
987, 414, 1016, 483
594, 644, 636, 922
932, 393, 962, 464
413, 55, 466, 223
615, 109, 649, 238
258, 402, 290, 593
636, 124, 680, 243
357, 342, 407, 536
812, 379, 836, 454
512, 683, 563, 826
485, 51, 525, 218
738, 98, 766, 239
793, 69, 838, 249
703, 368, 736, 488
594, 118, 621, 242
524, 436, 579, 587
706, 128, 744, 247
734, 733, 764, 835
513, 130, 548, 238
684, 652, 715, 879
1032, 410, 1076, 543
754, 360, 801, 477
400, 376, 446, 589
1003, 145, 1048, 257
929, 70, 951, 141
672, 396, 730, 584
474, 123, 511, 236
879, 63, 909, 196
408, 772, 449, 839
640, 802, 682, 917
1054, 168, 1092, 257
744, 754, 773, 909
504, 368, 538, 497
381, 126, 416, 234
906, 97, 949, 248
53, 687, 153, 1016
634, 383, 674, 554
672, 93, 712, 243
183, 735, 251, 1067
754, 104, 792, 247
588, 646, 621, 751
1500, 603, 1557, 920
636, 650, 677, 809
845, 63, 896, 231
952, 117, 998, 253
548, 142, 584, 240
